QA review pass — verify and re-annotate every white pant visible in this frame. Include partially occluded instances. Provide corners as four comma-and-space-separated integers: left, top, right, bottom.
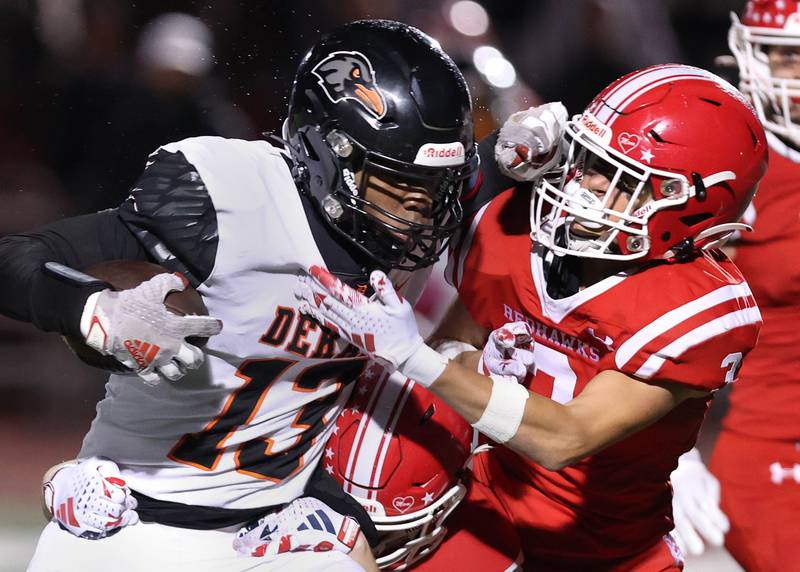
28, 521, 365, 572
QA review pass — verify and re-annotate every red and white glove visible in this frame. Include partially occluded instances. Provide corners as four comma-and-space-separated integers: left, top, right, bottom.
495, 102, 568, 182
296, 266, 447, 387
479, 322, 535, 383
233, 497, 361, 559
670, 448, 730, 556
81, 273, 223, 385
43, 458, 139, 540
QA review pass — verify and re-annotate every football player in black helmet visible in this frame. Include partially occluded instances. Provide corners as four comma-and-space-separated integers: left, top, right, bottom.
2, 18, 483, 572
8, 16, 571, 571
284, 20, 478, 271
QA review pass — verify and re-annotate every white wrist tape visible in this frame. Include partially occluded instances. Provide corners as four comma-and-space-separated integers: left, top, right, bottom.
432, 339, 477, 359
400, 344, 449, 388
472, 375, 530, 443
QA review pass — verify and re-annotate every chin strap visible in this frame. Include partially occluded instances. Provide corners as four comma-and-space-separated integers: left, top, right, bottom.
663, 222, 753, 259
696, 222, 753, 250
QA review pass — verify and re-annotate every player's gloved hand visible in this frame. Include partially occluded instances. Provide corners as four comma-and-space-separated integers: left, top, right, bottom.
81, 273, 223, 385
479, 322, 535, 382
495, 102, 568, 182
670, 448, 730, 556
233, 497, 361, 559
296, 266, 447, 387
43, 457, 139, 540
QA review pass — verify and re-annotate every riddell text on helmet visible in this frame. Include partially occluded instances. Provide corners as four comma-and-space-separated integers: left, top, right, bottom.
414, 142, 465, 166
423, 146, 463, 158
579, 113, 612, 145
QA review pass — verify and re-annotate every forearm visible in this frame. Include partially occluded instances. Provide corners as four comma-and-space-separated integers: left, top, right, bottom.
428, 361, 682, 471
429, 360, 583, 470
453, 349, 481, 370
296, 266, 693, 471
0, 210, 147, 336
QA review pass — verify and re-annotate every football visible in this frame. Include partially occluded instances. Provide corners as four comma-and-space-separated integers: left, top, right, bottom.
62, 260, 209, 372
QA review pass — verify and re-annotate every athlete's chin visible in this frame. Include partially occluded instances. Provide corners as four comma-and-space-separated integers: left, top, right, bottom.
570, 224, 603, 239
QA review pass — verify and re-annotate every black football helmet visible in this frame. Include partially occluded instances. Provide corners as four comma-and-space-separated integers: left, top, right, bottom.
285, 20, 478, 271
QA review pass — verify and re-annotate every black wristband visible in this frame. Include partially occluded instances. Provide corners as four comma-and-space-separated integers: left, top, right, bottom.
31, 262, 111, 338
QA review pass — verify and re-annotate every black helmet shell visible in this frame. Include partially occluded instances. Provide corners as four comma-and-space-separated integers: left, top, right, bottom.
285, 20, 477, 271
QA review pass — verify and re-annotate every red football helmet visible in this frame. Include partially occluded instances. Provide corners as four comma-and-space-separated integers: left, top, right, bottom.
730, 0, 800, 145
325, 364, 473, 570
532, 64, 768, 261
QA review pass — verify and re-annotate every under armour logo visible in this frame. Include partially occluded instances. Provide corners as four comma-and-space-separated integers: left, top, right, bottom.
769, 462, 800, 484
587, 327, 614, 351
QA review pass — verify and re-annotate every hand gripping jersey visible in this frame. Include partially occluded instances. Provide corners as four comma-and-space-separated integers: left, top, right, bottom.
724, 132, 800, 442
78, 136, 427, 512
448, 187, 762, 562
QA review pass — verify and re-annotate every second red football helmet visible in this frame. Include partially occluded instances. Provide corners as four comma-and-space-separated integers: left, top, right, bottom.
730, 0, 800, 145
325, 364, 473, 570
532, 64, 768, 261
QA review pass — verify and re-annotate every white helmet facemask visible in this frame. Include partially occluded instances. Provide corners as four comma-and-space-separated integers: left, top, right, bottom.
369, 483, 466, 570
730, 12, 800, 146
531, 119, 742, 261
531, 121, 686, 261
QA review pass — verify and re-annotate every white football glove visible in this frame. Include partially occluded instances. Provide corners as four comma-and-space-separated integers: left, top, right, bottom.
296, 266, 447, 387
81, 273, 223, 385
43, 457, 139, 540
480, 322, 535, 382
670, 448, 730, 556
495, 102, 568, 182
233, 497, 362, 559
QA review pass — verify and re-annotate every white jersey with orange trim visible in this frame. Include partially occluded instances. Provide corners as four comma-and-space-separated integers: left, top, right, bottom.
450, 186, 762, 561
78, 136, 429, 510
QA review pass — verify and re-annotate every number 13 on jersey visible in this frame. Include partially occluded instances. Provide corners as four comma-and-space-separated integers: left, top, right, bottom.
169, 357, 366, 482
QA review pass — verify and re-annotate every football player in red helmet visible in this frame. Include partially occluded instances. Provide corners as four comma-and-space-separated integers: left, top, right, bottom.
325, 363, 473, 570
731, 0, 800, 145
664, 3, 800, 570
296, 64, 769, 571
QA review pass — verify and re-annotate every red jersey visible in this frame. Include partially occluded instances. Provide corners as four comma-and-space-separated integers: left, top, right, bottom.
724, 134, 800, 442
449, 188, 762, 562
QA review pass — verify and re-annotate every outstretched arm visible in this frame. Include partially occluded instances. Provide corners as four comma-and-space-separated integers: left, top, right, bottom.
431, 361, 701, 470
296, 267, 706, 470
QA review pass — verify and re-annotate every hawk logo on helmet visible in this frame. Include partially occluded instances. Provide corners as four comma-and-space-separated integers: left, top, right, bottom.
312, 51, 387, 119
